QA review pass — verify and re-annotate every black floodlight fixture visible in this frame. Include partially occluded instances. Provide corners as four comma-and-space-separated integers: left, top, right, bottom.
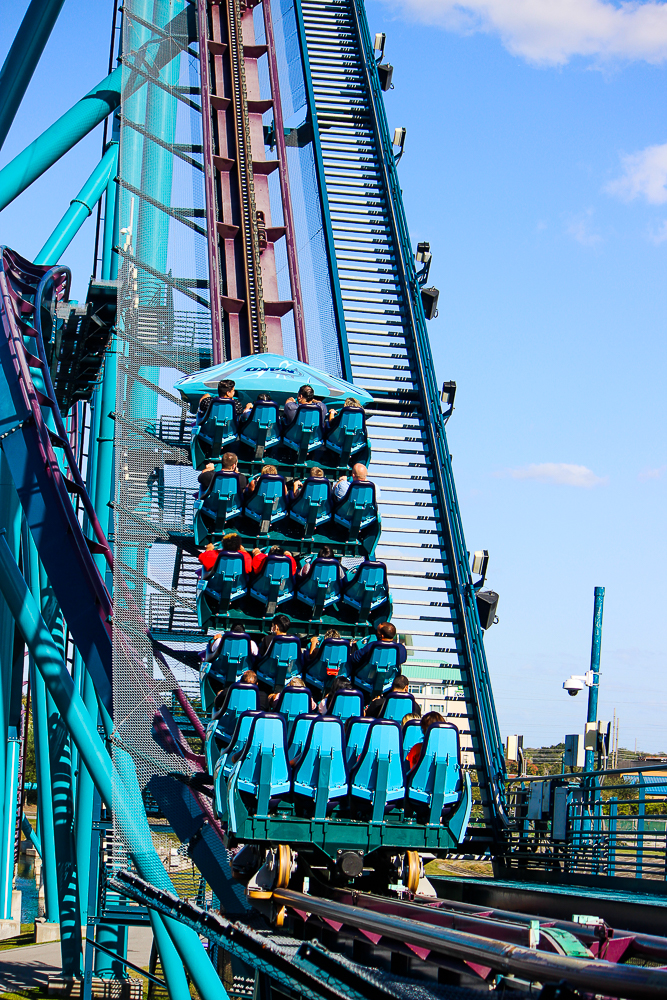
421, 285, 439, 319
392, 126, 406, 163
441, 380, 456, 422
476, 590, 499, 630
377, 63, 394, 92
374, 32, 386, 61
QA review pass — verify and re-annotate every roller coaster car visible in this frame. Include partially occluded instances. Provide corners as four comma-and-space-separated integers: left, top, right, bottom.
340, 560, 392, 627
202, 630, 256, 689
238, 400, 281, 460
254, 634, 302, 690
295, 557, 343, 618
325, 405, 370, 466
244, 473, 288, 535
191, 398, 237, 469
193, 472, 245, 545
304, 637, 350, 691
380, 691, 419, 722
249, 554, 294, 616
352, 639, 404, 698
197, 553, 248, 628
221, 709, 472, 867
282, 403, 325, 461
288, 477, 333, 537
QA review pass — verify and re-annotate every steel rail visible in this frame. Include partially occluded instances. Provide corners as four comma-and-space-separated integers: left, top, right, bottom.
273, 888, 667, 999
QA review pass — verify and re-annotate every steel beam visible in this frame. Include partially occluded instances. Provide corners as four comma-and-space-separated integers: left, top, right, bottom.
0, 0, 66, 152
34, 142, 119, 265
0, 66, 122, 213
0, 531, 228, 1000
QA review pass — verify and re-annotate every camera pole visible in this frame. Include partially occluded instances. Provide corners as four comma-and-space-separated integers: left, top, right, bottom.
584, 587, 605, 773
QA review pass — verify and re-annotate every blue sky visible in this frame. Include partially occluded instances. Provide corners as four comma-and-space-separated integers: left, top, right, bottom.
1, 0, 666, 751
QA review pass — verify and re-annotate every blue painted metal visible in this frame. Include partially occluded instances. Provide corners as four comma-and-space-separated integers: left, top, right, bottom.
0, 531, 227, 1000
0, 730, 19, 919
0, 67, 122, 213
0, 250, 113, 710
21, 813, 42, 857
0, 0, 66, 152
175, 352, 373, 409
585, 586, 605, 773
35, 142, 119, 266
290, 0, 351, 380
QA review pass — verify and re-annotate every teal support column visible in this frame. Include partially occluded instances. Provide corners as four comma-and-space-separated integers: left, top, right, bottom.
0, 66, 122, 213
0, 731, 19, 918
0, 453, 21, 919
21, 814, 42, 858
0, 533, 228, 1000
35, 142, 119, 265
0, 0, 66, 152
101, 157, 119, 281
74, 669, 97, 929
49, 704, 82, 976
584, 586, 605, 773
92, 334, 117, 587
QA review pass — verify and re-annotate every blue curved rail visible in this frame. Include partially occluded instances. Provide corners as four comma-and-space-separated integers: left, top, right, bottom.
0, 246, 113, 709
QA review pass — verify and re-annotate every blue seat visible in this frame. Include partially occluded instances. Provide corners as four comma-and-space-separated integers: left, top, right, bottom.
249, 555, 294, 616
273, 687, 312, 740
220, 711, 261, 780
354, 641, 403, 697
341, 561, 391, 627
203, 631, 256, 687
287, 713, 318, 762
381, 692, 418, 722
205, 718, 227, 775
254, 634, 302, 689
333, 481, 379, 543
228, 714, 291, 818
237, 400, 280, 459
325, 406, 369, 464
288, 478, 333, 537
328, 689, 364, 723
282, 403, 324, 461
197, 552, 248, 628
191, 398, 237, 468
193, 472, 245, 545
406, 724, 462, 824
292, 717, 348, 819
345, 718, 373, 770
244, 474, 287, 535
295, 558, 342, 617
200, 660, 226, 715
211, 682, 260, 740
304, 638, 350, 692
350, 720, 405, 821
402, 720, 423, 763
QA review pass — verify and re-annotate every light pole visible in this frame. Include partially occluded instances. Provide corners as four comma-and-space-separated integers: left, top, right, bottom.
584, 587, 605, 772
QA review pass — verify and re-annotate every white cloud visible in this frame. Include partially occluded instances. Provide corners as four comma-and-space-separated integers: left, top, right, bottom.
566, 208, 602, 246
638, 465, 666, 480
502, 463, 608, 487
376, 0, 667, 65
606, 144, 667, 204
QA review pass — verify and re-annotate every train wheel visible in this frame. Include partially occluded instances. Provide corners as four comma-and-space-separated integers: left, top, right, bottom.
276, 844, 292, 889
404, 850, 421, 894
275, 905, 287, 928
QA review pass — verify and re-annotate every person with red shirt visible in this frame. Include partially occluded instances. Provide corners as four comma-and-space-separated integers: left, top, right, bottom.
198, 542, 219, 575
406, 711, 445, 771
251, 544, 297, 576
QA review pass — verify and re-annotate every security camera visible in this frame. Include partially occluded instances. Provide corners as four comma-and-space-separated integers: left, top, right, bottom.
563, 676, 585, 697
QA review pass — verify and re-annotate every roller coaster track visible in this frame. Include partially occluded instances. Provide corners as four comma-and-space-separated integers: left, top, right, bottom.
0, 247, 113, 709
112, 869, 667, 1000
